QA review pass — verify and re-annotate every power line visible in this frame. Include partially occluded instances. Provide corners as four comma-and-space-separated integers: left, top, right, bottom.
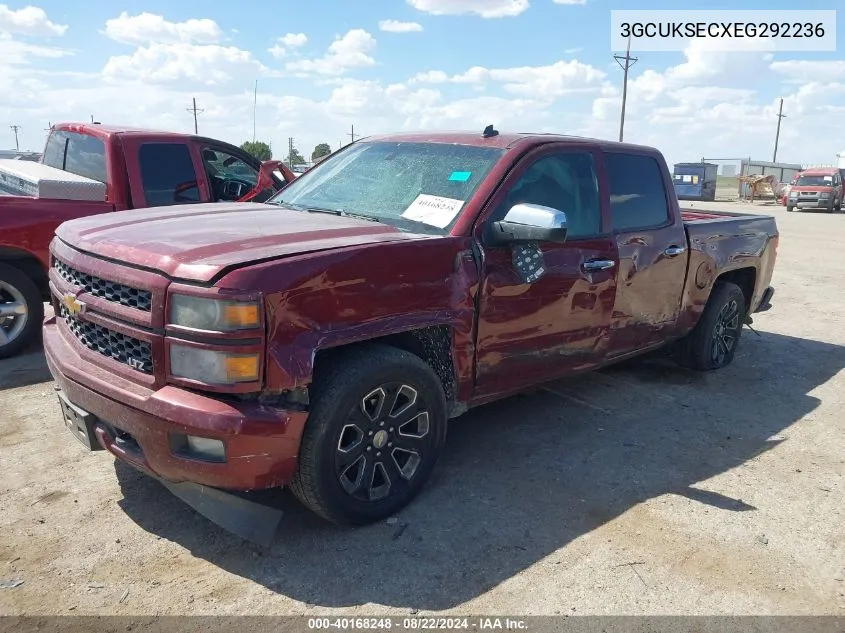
9, 125, 21, 151
613, 34, 638, 143
772, 98, 787, 163
187, 97, 204, 134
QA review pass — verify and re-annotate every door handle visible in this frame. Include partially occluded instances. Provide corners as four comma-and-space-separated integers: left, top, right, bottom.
582, 259, 616, 272
664, 245, 686, 257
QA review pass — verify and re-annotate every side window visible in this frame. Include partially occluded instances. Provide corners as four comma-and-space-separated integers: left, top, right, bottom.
493, 152, 601, 239
42, 131, 108, 183
200, 148, 263, 202
138, 143, 200, 207
605, 153, 670, 232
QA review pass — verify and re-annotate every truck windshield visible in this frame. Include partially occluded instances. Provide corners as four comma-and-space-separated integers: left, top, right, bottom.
268, 141, 505, 234
795, 175, 833, 186
42, 130, 108, 184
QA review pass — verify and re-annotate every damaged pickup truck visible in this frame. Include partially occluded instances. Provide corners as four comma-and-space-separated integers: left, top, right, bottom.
44, 129, 778, 544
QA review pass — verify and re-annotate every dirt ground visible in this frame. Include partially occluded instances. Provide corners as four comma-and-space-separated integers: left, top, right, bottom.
1, 199, 843, 616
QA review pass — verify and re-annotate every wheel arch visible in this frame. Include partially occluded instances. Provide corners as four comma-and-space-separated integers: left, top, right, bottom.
0, 246, 49, 300
312, 324, 462, 417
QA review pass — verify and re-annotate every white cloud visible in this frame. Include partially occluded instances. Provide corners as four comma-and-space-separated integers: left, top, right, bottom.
0, 4, 66, 37
268, 32, 308, 58
770, 60, 845, 84
553, 0, 586, 4
286, 29, 376, 76
102, 42, 266, 86
280, 32, 308, 47
104, 11, 223, 45
0, 37, 71, 65
379, 19, 424, 33
407, 0, 529, 18
412, 60, 607, 99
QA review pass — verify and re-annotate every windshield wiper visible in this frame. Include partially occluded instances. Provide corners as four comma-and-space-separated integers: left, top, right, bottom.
274, 201, 381, 223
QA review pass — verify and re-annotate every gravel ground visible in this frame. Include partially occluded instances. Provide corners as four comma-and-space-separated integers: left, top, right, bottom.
1, 199, 843, 616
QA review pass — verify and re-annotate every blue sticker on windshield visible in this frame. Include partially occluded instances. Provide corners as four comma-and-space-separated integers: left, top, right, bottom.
449, 171, 472, 182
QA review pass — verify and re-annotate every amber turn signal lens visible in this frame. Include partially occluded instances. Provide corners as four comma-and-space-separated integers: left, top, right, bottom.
224, 354, 260, 382
224, 304, 260, 329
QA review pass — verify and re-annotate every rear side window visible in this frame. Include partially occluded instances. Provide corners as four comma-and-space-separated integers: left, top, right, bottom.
42, 131, 107, 183
138, 143, 200, 207
605, 153, 670, 232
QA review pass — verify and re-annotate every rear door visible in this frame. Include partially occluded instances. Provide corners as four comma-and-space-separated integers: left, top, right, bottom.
603, 150, 689, 358
121, 138, 212, 208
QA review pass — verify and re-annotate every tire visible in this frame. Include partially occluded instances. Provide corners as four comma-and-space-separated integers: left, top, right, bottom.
834, 200, 842, 213
786, 205, 794, 212
674, 281, 747, 372
290, 344, 448, 525
0, 262, 44, 359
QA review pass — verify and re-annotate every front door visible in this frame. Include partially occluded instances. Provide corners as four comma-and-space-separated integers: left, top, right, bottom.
603, 150, 689, 357
473, 145, 619, 399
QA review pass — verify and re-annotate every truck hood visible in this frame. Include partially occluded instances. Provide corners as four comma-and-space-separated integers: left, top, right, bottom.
56, 202, 427, 282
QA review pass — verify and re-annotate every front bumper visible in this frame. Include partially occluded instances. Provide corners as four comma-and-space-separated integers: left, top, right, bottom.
43, 317, 308, 492
791, 198, 833, 209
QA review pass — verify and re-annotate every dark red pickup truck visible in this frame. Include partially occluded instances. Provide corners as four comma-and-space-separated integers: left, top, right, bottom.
0, 123, 292, 357
43, 130, 778, 543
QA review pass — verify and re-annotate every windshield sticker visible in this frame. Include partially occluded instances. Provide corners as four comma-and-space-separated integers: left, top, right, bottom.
402, 194, 465, 228
824, 176, 832, 182
448, 171, 472, 182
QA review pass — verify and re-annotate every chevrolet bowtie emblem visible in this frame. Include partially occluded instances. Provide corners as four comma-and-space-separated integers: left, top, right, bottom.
62, 293, 86, 316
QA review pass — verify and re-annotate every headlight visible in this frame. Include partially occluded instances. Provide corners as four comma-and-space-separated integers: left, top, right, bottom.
169, 345, 260, 384
170, 295, 260, 331
819, 192, 830, 198
789, 191, 798, 197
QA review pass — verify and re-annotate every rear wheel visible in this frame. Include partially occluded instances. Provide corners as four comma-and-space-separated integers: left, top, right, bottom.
674, 281, 746, 371
290, 345, 447, 525
0, 263, 43, 359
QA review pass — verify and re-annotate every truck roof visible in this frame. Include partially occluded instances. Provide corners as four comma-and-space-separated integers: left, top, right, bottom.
360, 130, 661, 153
799, 167, 839, 175
52, 122, 199, 141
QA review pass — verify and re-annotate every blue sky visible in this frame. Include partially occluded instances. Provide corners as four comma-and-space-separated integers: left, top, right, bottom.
2, 0, 844, 167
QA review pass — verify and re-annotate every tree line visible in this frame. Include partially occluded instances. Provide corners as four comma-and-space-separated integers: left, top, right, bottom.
240, 140, 333, 165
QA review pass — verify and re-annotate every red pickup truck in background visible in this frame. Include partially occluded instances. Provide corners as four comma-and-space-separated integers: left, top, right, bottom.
0, 123, 293, 357
44, 129, 778, 544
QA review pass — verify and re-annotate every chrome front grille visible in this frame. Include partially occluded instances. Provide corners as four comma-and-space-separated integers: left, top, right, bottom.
53, 259, 152, 312
59, 305, 153, 374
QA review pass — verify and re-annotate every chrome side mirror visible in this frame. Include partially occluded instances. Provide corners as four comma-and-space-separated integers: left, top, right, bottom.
490, 203, 568, 245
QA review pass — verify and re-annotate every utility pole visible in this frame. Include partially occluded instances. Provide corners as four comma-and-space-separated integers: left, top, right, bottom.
252, 80, 258, 144
772, 98, 787, 163
348, 124, 358, 144
613, 34, 638, 143
288, 137, 295, 167
9, 125, 21, 151
187, 97, 204, 134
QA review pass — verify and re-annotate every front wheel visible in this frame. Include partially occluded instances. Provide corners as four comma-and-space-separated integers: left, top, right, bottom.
290, 345, 447, 525
0, 263, 44, 359
786, 205, 795, 212
674, 281, 747, 371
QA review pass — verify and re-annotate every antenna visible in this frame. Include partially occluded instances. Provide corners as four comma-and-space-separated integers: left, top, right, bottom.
613, 34, 638, 142
253, 80, 258, 144
187, 97, 205, 134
